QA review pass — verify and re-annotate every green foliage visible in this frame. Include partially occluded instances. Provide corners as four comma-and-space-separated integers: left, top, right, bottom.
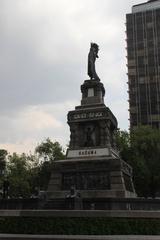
37, 161, 53, 190
116, 130, 131, 162
35, 138, 65, 161
35, 138, 65, 190
7, 153, 36, 198
2, 139, 65, 197
0, 149, 7, 175
130, 126, 160, 197
0, 149, 8, 186
0, 217, 160, 235
116, 126, 160, 198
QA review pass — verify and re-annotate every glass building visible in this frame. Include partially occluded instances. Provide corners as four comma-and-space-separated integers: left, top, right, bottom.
126, 0, 160, 129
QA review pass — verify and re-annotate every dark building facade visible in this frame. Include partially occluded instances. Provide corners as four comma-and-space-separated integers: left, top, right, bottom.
126, 0, 160, 129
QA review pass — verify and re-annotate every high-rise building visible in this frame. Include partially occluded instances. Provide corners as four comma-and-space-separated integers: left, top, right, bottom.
126, 0, 160, 129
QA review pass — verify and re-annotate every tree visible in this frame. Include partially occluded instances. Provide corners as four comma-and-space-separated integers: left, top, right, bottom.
116, 130, 131, 162
130, 126, 160, 198
35, 138, 65, 161
0, 149, 7, 174
0, 149, 8, 195
6, 153, 36, 198
116, 126, 160, 198
0, 139, 66, 198
35, 138, 65, 190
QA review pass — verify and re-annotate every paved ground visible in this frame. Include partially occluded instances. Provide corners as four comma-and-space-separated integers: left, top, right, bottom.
0, 235, 160, 240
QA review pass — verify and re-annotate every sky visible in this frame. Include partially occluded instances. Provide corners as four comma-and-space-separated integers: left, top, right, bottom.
0, 0, 144, 154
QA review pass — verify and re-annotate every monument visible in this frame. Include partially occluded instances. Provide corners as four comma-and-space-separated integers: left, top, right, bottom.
46, 43, 136, 209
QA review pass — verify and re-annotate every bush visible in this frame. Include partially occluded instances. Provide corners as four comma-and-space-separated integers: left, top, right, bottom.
0, 217, 160, 235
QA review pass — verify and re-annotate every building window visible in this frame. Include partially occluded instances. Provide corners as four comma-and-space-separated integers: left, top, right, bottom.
147, 22, 154, 29
139, 77, 145, 84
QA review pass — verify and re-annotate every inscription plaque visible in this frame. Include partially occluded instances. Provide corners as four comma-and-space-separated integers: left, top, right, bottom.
67, 148, 110, 158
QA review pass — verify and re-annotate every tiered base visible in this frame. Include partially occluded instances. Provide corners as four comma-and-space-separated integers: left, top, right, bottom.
47, 149, 136, 209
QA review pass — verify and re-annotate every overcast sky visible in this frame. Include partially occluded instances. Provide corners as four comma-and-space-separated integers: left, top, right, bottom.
0, 0, 143, 154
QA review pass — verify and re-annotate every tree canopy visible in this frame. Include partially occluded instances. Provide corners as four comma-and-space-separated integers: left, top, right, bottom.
116, 126, 160, 198
0, 138, 65, 198
35, 138, 65, 161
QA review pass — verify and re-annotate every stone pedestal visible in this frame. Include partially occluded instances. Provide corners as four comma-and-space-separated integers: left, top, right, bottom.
47, 148, 135, 202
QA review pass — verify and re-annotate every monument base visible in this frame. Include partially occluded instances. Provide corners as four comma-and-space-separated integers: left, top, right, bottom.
46, 148, 136, 209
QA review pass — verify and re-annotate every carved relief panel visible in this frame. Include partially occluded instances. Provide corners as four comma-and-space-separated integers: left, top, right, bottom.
62, 171, 110, 190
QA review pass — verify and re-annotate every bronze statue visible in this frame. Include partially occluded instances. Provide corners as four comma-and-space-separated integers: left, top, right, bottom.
84, 126, 95, 147
88, 43, 100, 81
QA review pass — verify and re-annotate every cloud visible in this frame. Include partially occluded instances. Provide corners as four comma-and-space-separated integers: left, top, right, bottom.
16, 106, 62, 131
0, 101, 78, 153
0, 0, 143, 153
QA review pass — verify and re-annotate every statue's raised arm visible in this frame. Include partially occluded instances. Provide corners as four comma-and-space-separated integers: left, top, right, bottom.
88, 43, 100, 81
